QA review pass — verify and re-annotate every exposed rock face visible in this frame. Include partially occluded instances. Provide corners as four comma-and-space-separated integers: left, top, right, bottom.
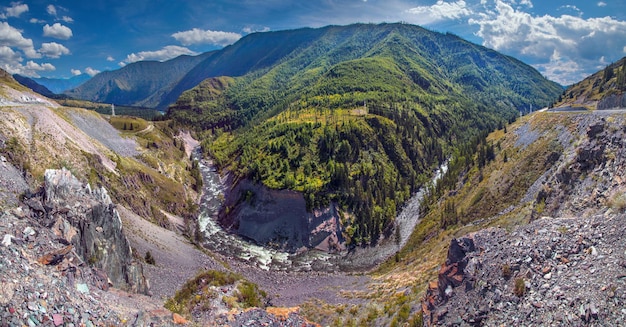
219, 179, 345, 253
597, 92, 626, 110
540, 115, 626, 217
40, 168, 149, 294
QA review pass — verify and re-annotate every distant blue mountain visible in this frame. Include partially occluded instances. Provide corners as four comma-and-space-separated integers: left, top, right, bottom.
30, 74, 91, 94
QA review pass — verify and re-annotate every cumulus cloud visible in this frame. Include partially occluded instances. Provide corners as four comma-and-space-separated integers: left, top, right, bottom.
70, 68, 81, 76
46, 4, 57, 17
25, 60, 54, 71
43, 23, 73, 40
2, 60, 55, 77
0, 2, 29, 19
61, 16, 74, 23
405, 1, 472, 24
0, 21, 40, 58
84, 67, 100, 76
119, 45, 198, 66
39, 42, 70, 58
469, 0, 626, 85
172, 28, 241, 46
532, 50, 587, 87
0, 46, 21, 63
597, 1, 607, 7
106, 55, 115, 62
29, 18, 46, 24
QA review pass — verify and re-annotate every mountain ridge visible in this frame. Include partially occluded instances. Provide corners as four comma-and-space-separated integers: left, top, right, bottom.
65, 52, 213, 108
167, 22, 563, 248
65, 23, 563, 112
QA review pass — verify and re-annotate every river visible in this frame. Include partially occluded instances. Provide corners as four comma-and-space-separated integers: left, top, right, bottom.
195, 148, 448, 272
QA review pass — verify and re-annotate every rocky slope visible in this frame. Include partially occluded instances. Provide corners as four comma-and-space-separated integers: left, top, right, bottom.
0, 167, 173, 325
1, 69, 362, 326
424, 213, 626, 326
421, 111, 626, 326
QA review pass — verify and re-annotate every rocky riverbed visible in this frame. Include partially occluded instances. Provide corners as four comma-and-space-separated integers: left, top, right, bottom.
195, 147, 447, 273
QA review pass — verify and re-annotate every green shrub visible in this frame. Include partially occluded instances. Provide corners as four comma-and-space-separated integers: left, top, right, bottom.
236, 281, 265, 308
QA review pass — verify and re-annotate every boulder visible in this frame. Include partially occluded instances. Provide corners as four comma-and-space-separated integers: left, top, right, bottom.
43, 168, 149, 294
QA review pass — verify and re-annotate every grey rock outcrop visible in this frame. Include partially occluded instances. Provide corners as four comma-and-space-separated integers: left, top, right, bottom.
597, 93, 626, 110
42, 168, 149, 294
219, 179, 345, 253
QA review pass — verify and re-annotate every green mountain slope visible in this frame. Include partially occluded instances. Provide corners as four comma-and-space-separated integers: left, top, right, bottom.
168, 23, 562, 246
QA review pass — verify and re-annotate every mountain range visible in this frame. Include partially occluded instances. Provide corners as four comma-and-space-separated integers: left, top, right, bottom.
64, 53, 213, 108
166, 23, 563, 247
12, 73, 91, 97
63, 23, 562, 112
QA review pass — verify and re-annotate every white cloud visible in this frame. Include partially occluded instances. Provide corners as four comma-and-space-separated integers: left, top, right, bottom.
0, 46, 21, 63
172, 28, 242, 46
597, 2, 607, 7
61, 16, 74, 23
519, 0, 533, 8
469, 0, 626, 85
119, 45, 198, 66
46, 4, 57, 17
25, 60, 54, 71
70, 68, 81, 76
84, 67, 100, 76
405, 1, 472, 24
0, 22, 40, 58
29, 18, 46, 24
243, 26, 270, 34
0, 3, 29, 19
39, 42, 70, 58
43, 23, 73, 40
2, 60, 56, 78
106, 55, 115, 61
558, 5, 583, 17
533, 50, 587, 86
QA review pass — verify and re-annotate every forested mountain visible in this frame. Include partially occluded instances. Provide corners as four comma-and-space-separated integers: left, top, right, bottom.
168, 23, 562, 246
64, 52, 213, 108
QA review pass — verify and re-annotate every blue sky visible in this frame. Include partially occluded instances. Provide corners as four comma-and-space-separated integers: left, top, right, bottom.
1, 0, 625, 85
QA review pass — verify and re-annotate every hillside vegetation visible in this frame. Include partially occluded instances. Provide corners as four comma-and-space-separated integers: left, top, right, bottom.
168, 23, 562, 246
0, 71, 200, 231
552, 56, 626, 109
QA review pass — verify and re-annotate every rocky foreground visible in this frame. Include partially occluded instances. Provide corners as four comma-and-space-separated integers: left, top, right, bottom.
0, 168, 170, 325
424, 211, 626, 326
0, 167, 325, 326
